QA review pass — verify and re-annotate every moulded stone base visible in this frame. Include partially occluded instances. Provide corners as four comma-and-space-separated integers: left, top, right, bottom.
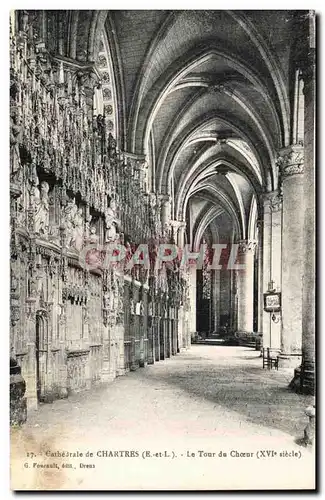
101, 370, 116, 383
277, 353, 302, 369
26, 395, 38, 412
300, 361, 315, 395
290, 362, 315, 395
289, 366, 301, 391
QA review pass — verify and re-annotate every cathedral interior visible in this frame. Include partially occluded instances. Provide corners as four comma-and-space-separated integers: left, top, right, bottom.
9, 10, 315, 417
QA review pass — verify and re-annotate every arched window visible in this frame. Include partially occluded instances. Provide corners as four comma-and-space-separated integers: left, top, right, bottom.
94, 31, 118, 141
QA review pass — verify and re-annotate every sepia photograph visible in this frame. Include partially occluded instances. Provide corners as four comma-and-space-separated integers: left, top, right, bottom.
9, 8, 316, 491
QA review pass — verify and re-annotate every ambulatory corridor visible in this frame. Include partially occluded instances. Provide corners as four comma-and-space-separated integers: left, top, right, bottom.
9, 10, 316, 491
11, 345, 315, 490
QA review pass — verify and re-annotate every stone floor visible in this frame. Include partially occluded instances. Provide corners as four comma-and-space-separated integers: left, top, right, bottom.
11, 346, 315, 491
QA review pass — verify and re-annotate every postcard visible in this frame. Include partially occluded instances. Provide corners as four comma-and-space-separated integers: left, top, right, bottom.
9, 9, 316, 491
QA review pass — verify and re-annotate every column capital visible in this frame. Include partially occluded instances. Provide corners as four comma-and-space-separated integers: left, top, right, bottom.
170, 219, 186, 230
276, 145, 304, 178
261, 190, 283, 213
122, 151, 146, 163
237, 239, 257, 254
158, 193, 171, 204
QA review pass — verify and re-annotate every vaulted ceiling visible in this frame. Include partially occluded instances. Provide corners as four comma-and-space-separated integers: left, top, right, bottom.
55, 9, 302, 246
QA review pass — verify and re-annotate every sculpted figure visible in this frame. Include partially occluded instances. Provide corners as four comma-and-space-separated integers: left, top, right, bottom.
33, 181, 49, 235
29, 273, 38, 297
10, 262, 19, 294
89, 225, 99, 244
105, 198, 120, 243
107, 132, 117, 158
148, 301, 153, 317
71, 207, 84, 251
85, 226, 101, 270
10, 109, 22, 184
28, 163, 39, 195
61, 198, 77, 248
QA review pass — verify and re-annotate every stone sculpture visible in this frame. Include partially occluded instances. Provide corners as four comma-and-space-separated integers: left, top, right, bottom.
10, 108, 23, 185
89, 225, 99, 244
71, 207, 84, 251
105, 198, 119, 243
61, 198, 78, 248
33, 181, 50, 235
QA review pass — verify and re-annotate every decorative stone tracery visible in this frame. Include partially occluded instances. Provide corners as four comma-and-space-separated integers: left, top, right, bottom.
8, 10, 202, 414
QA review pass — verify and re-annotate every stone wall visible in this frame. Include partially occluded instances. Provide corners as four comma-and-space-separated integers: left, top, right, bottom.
10, 10, 192, 412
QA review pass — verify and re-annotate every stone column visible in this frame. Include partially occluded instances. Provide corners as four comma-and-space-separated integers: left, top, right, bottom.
58, 297, 68, 399
24, 300, 38, 411
277, 145, 304, 367
237, 240, 257, 333
116, 322, 126, 376
219, 269, 230, 330
101, 319, 112, 382
154, 314, 160, 361
129, 308, 138, 371
139, 314, 146, 368
177, 305, 184, 350
257, 220, 264, 334
10, 184, 22, 358
147, 307, 155, 364
261, 192, 282, 349
171, 308, 177, 356
188, 267, 197, 337
300, 45, 315, 393
177, 222, 186, 249
159, 316, 165, 360
212, 269, 220, 332
230, 270, 237, 334
159, 194, 171, 234
175, 308, 180, 353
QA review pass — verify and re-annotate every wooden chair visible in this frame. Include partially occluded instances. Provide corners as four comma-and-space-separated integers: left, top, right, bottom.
262, 347, 279, 370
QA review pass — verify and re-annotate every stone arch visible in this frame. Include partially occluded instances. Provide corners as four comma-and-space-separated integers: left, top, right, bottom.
130, 42, 288, 159
176, 157, 262, 220
161, 113, 270, 196
156, 83, 278, 183
248, 195, 258, 241
185, 183, 242, 240
66, 10, 125, 147
193, 205, 224, 250
228, 10, 290, 146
